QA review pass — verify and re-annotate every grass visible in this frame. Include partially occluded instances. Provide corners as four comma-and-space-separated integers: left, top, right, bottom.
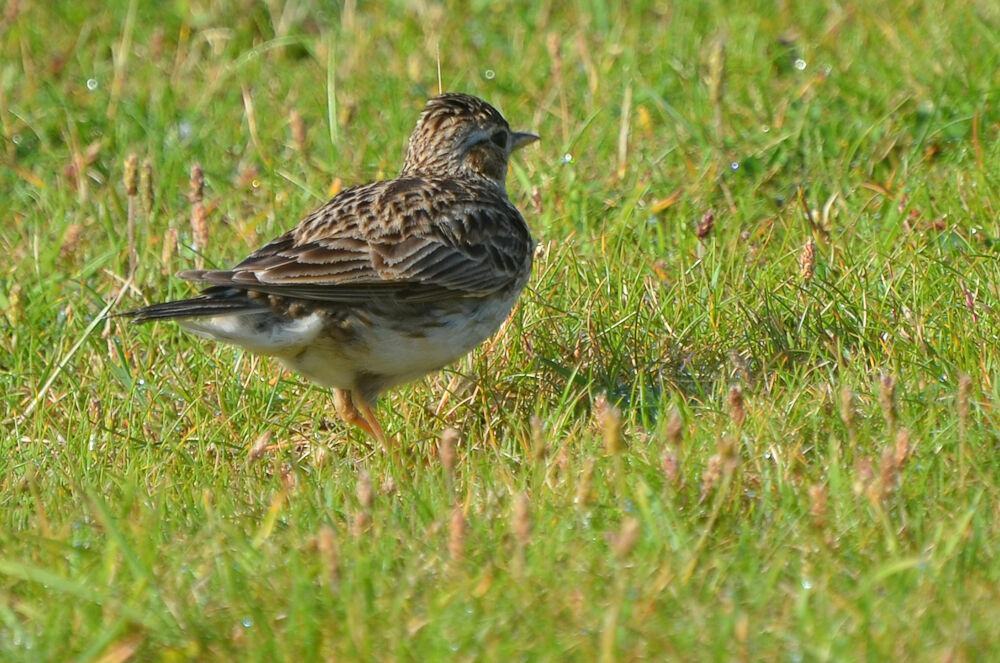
3, 0, 1000, 659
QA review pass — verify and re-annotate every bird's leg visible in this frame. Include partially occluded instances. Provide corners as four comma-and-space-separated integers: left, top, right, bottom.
333, 388, 388, 449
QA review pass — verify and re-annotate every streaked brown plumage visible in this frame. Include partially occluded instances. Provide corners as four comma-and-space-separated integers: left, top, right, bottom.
126, 93, 538, 446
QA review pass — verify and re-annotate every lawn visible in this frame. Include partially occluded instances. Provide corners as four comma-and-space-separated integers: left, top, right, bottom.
4, 0, 1000, 660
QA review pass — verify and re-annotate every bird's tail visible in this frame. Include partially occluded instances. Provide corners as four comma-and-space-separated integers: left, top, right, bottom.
122, 287, 269, 323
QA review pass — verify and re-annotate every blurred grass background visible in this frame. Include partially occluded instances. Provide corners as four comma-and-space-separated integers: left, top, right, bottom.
3, 0, 1000, 660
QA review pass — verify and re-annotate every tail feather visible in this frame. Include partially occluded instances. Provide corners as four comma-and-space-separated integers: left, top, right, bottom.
123, 287, 269, 323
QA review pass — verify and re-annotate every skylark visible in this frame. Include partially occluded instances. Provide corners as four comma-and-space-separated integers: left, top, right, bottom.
126, 93, 538, 447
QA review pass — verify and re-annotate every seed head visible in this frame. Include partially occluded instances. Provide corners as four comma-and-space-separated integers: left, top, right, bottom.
439, 427, 459, 479
140, 159, 154, 214
894, 428, 911, 468
839, 384, 855, 440
594, 393, 623, 455
191, 202, 208, 259
696, 210, 715, 239
808, 483, 827, 527
161, 227, 178, 271
661, 447, 680, 485
357, 471, 374, 511
448, 505, 466, 561
530, 415, 546, 464
701, 455, 723, 499
799, 238, 816, 281
124, 154, 139, 196
665, 406, 683, 447
189, 164, 204, 203
728, 385, 746, 428
879, 374, 897, 434
575, 459, 595, 505
958, 374, 972, 436
511, 492, 532, 547
317, 525, 340, 586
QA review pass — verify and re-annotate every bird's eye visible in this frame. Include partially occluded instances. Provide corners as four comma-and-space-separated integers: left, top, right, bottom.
490, 130, 508, 148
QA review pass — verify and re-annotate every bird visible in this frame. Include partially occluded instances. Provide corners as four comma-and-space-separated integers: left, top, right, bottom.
124, 93, 539, 448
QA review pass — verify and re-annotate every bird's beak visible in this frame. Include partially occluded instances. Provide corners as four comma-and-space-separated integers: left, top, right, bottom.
511, 131, 540, 150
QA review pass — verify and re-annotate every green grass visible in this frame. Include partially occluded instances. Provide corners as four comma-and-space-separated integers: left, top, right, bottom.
4, 0, 1000, 659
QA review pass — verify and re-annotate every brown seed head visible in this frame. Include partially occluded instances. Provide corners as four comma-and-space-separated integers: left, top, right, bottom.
879, 374, 897, 433
59, 224, 83, 262
894, 428, 911, 468
839, 384, 855, 436
161, 227, 178, 270
140, 159, 154, 214
958, 374, 972, 433
124, 154, 138, 196
728, 385, 746, 428
665, 406, 683, 447
189, 164, 204, 203
661, 447, 680, 485
595, 393, 623, 455
317, 525, 339, 586
575, 459, 595, 505
529, 415, 547, 465
799, 238, 816, 281
852, 456, 874, 497
808, 483, 827, 527
696, 210, 715, 239
878, 444, 899, 500
191, 203, 208, 253
512, 492, 532, 547
448, 505, 466, 561
357, 471, 374, 511
701, 454, 723, 498
439, 427, 459, 478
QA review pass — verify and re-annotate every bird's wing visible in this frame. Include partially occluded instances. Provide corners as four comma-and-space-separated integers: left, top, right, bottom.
178, 178, 533, 303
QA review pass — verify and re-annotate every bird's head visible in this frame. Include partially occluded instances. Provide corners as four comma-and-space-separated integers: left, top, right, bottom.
401, 93, 539, 189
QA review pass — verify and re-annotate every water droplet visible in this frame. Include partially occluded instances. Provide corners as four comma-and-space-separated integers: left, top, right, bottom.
11, 133, 21, 145
138, 379, 145, 386
802, 578, 813, 590
251, 179, 260, 189
242, 616, 254, 627
761, 125, 770, 133
562, 153, 573, 164
178, 120, 193, 141
730, 161, 739, 170
86, 78, 98, 91
794, 58, 807, 71
484, 69, 495, 80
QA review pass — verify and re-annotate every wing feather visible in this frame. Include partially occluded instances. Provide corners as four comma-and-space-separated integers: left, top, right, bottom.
177, 178, 533, 303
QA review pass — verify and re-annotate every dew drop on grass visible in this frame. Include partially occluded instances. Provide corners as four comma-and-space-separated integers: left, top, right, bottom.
761, 125, 770, 133
801, 578, 813, 590
562, 153, 573, 164
730, 161, 739, 170
86, 78, 98, 90
242, 616, 253, 628
484, 69, 495, 80
794, 58, 807, 70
